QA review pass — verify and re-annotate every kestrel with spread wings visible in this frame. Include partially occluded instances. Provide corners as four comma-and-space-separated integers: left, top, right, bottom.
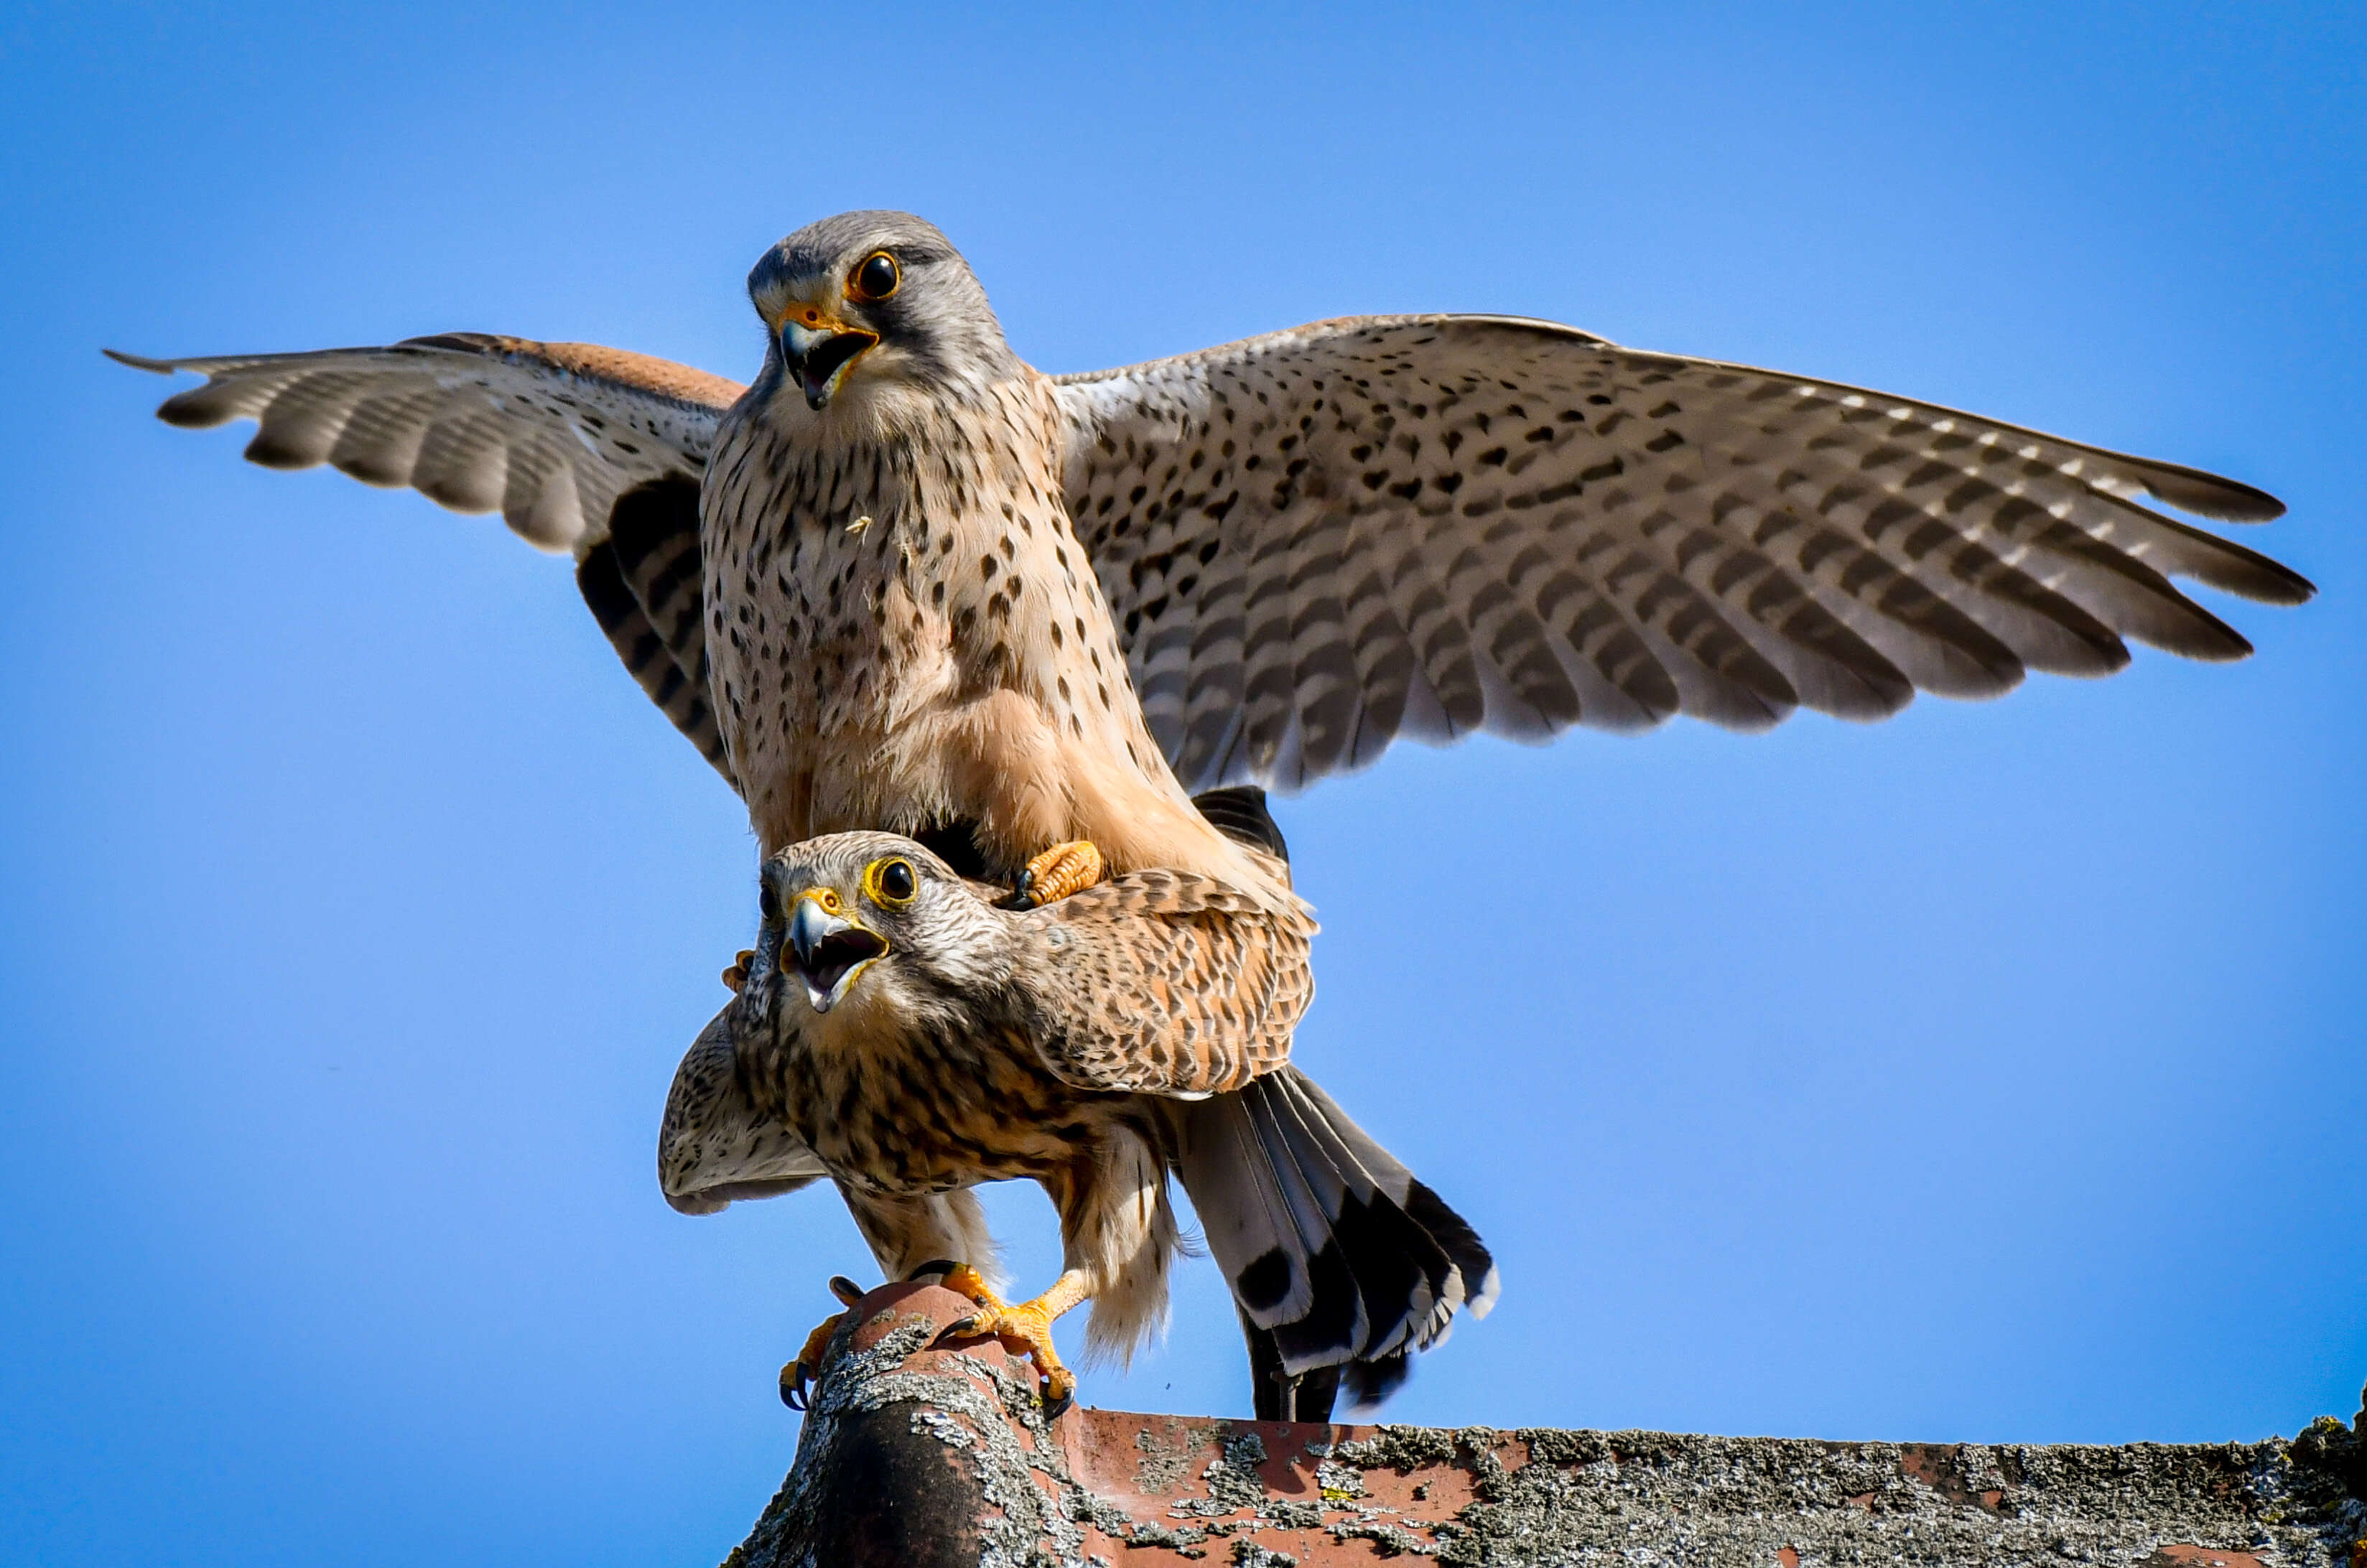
116, 208, 2309, 1415
114, 210, 2309, 896
657, 820, 1493, 1420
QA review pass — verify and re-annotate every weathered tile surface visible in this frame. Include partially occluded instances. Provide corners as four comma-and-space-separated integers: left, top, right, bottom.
724, 1282, 2367, 1568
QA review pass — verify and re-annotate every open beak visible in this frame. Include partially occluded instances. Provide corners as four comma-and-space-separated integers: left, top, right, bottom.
786, 892, 888, 1013
780, 317, 878, 411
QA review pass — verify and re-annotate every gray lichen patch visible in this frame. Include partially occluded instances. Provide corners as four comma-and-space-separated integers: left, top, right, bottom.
1229, 1542, 1300, 1567
1173, 1432, 1271, 1518
1324, 1412, 2367, 1567
1133, 1426, 1195, 1496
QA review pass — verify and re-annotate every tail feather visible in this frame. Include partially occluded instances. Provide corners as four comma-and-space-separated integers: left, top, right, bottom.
1278, 1071, 1499, 1333
1240, 1079, 1375, 1358
1342, 1349, 1412, 1411
1260, 1072, 1455, 1359
1405, 1176, 1500, 1320
1179, 1087, 1317, 1328
1178, 1066, 1495, 1415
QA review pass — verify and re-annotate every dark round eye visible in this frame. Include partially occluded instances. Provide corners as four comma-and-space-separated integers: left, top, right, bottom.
850, 251, 899, 302
873, 857, 916, 903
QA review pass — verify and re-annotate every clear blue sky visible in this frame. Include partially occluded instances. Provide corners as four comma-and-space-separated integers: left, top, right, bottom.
4, 4, 2361, 1564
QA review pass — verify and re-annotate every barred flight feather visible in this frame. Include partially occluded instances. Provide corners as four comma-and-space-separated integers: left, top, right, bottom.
118, 307, 2303, 798
112, 336, 747, 771
1057, 314, 2308, 790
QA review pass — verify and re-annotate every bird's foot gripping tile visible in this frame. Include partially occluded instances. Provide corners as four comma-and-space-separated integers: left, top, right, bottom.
1010, 840, 1105, 909
934, 1264, 1077, 1417
778, 1274, 868, 1410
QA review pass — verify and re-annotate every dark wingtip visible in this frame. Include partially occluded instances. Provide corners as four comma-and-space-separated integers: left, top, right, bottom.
2218, 550, 2317, 607
2150, 611, 2256, 663
2136, 462, 2287, 523
104, 348, 175, 374
157, 391, 227, 429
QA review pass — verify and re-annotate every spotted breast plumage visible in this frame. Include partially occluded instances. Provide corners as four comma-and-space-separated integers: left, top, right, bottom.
659, 818, 1492, 1418
699, 217, 1273, 902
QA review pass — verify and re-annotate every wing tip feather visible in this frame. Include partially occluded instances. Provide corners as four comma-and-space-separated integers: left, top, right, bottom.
241, 431, 324, 470
103, 347, 176, 375
2150, 625, 2256, 663
2136, 463, 2287, 525
157, 396, 229, 429
2182, 541, 2317, 607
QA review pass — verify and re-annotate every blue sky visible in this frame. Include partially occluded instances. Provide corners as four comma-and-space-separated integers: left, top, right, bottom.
4, 4, 2361, 1564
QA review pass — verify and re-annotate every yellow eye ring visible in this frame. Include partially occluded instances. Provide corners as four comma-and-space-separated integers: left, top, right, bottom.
864, 857, 917, 906
848, 251, 900, 302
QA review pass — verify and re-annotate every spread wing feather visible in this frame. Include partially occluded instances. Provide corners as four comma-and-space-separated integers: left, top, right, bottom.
575, 477, 731, 778
121, 314, 2307, 800
1055, 314, 2310, 792
114, 335, 746, 782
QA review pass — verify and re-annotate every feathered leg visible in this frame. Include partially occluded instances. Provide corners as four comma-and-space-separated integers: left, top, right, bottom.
940, 1121, 1177, 1416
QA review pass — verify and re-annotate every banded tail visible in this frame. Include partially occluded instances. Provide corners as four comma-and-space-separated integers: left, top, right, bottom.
1178, 1066, 1497, 1421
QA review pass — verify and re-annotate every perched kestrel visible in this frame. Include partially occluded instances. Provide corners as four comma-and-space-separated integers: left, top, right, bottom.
657, 813, 1493, 1419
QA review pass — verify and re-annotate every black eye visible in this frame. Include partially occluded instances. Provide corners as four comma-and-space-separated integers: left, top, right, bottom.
850, 251, 899, 302
875, 858, 915, 902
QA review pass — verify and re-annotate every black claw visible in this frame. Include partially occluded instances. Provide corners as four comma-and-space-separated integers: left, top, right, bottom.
907, 1259, 963, 1282
827, 1274, 865, 1306
932, 1314, 983, 1348
1043, 1388, 1074, 1421
781, 1365, 808, 1411
1009, 869, 1041, 910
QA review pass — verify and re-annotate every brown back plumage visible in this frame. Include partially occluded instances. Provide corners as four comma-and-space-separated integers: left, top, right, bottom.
1015, 867, 1313, 1097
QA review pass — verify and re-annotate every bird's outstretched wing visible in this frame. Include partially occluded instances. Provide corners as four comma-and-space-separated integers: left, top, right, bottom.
113, 335, 746, 778
1054, 315, 2313, 792
1016, 869, 1315, 1098
658, 1005, 829, 1215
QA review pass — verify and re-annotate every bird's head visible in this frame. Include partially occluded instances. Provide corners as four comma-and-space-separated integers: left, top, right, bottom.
744, 831, 1008, 1025
745, 210, 1020, 418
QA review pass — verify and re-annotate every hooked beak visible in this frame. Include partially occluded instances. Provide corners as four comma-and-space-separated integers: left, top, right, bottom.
786, 892, 888, 1013
780, 317, 879, 411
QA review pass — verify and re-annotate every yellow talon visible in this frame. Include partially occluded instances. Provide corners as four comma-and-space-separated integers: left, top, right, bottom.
936, 1264, 1078, 1414
778, 1276, 868, 1409
1013, 841, 1105, 909
779, 1311, 845, 1409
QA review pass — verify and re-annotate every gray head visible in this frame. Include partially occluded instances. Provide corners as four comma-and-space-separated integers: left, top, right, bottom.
745, 211, 1023, 418
740, 830, 1013, 1029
